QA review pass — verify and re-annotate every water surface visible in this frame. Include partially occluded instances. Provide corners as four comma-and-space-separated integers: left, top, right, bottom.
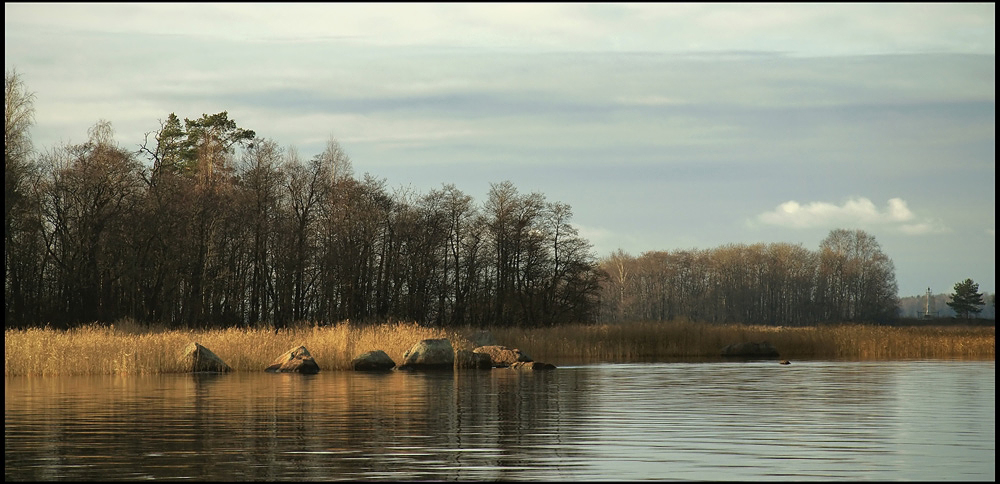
5, 360, 994, 481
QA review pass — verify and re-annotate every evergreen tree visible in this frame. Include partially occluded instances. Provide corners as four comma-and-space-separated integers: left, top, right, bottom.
946, 278, 985, 320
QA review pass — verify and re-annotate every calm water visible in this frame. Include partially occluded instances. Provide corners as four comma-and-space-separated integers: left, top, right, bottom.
4, 360, 995, 481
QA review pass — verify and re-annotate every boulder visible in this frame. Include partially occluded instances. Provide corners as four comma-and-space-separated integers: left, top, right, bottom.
454, 349, 493, 369
720, 341, 780, 358
510, 361, 556, 371
351, 350, 396, 371
398, 338, 455, 370
473, 345, 532, 368
265, 345, 320, 374
179, 342, 232, 373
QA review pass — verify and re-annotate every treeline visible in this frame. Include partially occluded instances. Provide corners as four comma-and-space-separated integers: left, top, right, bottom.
595, 229, 900, 326
4, 107, 602, 329
6, 69, 902, 329
898, 293, 996, 320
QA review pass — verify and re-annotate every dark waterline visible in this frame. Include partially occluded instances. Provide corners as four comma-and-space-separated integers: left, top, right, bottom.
4, 360, 995, 481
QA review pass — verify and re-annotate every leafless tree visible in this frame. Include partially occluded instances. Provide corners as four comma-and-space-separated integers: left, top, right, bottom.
5, 68, 40, 326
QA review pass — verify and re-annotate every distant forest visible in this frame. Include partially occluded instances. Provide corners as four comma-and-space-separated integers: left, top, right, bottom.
898, 292, 996, 320
6, 71, 914, 329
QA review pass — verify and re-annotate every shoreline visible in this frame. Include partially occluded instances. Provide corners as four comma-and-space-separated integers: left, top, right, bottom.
5, 320, 995, 376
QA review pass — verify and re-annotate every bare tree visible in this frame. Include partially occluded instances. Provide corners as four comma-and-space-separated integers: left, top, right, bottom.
5, 68, 35, 167
234, 139, 285, 325
817, 229, 898, 323
5, 68, 40, 326
318, 134, 354, 185
37, 120, 144, 325
439, 184, 477, 326
278, 147, 331, 325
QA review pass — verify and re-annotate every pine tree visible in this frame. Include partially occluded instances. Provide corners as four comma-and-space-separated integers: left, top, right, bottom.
946, 278, 985, 320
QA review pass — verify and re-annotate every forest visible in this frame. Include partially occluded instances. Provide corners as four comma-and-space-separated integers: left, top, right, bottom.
6, 70, 902, 329
596, 231, 900, 326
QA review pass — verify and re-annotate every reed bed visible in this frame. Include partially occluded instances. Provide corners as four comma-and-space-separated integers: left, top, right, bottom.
4, 320, 471, 377
4, 320, 994, 376
494, 321, 995, 363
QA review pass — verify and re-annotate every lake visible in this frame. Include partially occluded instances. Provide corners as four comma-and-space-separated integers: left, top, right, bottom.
4, 360, 994, 481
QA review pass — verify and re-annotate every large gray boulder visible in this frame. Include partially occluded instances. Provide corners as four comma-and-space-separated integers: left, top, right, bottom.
351, 350, 396, 371
473, 345, 532, 368
398, 338, 455, 370
179, 342, 232, 372
265, 345, 320, 374
454, 349, 493, 369
720, 341, 780, 358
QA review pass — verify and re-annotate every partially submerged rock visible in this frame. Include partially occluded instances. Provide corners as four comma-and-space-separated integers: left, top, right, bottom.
351, 350, 396, 371
399, 338, 455, 370
510, 361, 556, 371
265, 345, 320, 374
720, 341, 780, 358
179, 342, 232, 373
454, 349, 493, 369
473, 345, 532, 368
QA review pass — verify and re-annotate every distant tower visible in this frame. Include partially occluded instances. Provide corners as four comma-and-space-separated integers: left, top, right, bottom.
921, 287, 936, 319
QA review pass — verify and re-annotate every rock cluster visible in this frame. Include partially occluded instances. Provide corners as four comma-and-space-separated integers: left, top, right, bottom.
177, 330, 556, 375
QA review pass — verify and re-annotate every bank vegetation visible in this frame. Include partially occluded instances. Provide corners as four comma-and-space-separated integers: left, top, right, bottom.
4, 320, 993, 376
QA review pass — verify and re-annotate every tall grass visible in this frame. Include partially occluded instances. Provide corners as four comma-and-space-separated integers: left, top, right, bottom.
4, 319, 994, 376
493, 321, 995, 363
4, 320, 471, 376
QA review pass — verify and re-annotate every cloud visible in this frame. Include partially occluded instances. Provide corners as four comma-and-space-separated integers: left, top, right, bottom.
754, 197, 948, 234
6, 4, 994, 56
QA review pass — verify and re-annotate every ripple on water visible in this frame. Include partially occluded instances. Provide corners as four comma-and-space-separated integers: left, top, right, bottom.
3, 361, 995, 481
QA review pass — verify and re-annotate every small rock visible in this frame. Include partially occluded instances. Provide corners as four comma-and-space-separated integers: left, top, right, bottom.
473, 345, 532, 367
399, 338, 455, 370
510, 361, 556, 371
351, 350, 396, 371
265, 345, 320, 374
455, 349, 493, 369
179, 342, 232, 373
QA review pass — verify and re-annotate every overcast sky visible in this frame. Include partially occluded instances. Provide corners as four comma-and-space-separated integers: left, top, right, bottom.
5, 3, 995, 297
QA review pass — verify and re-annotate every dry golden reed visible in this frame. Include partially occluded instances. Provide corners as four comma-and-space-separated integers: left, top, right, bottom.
496, 321, 995, 363
4, 320, 472, 376
4, 319, 994, 376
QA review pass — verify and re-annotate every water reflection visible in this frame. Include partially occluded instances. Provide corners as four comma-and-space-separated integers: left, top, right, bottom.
5, 361, 995, 481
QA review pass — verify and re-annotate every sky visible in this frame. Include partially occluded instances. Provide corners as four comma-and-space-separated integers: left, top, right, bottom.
5, 3, 995, 298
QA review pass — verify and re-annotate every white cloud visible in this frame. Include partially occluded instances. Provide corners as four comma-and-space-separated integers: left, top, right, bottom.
754, 197, 948, 234
886, 197, 914, 221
